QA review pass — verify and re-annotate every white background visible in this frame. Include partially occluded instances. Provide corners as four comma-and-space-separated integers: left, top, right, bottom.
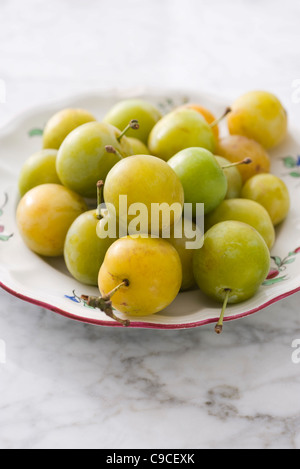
1, 0, 300, 449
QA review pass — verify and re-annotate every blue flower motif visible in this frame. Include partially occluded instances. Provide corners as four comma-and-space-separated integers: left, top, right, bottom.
64, 294, 81, 303
64, 291, 97, 310
297, 155, 300, 166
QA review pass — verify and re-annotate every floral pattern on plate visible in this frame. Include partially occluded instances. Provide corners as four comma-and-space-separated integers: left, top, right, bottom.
0, 90, 300, 329
0, 193, 13, 242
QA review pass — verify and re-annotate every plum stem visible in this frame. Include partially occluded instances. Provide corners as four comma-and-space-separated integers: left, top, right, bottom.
117, 119, 140, 141
96, 180, 104, 220
210, 107, 232, 129
105, 145, 123, 159
102, 279, 130, 301
221, 157, 252, 170
81, 279, 130, 327
215, 288, 231, 334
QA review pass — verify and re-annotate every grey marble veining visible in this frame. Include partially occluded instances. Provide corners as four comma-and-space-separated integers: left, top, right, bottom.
0, 0, 300, 450
1, 286, 300, 449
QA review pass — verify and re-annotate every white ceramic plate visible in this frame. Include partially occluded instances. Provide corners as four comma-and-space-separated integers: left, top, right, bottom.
1, 89, 300, 330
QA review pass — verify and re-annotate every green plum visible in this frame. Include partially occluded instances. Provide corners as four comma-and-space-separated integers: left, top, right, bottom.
167, 218, 203, 291
241, 173, 290, 226
215, 156, 242, 199
168, 147, 227, 216
103, 99, 162, 144
96, 207, 122, 240
127, 137, 150, 155
56, 122, 134, 199
18, 149, 61, 197
64, 210, 116, 286
193, 220, 270, 332
205, 198, 275, 250
104, 154, 184, 234
43, 108, 97, 150
148, 108, 216, 161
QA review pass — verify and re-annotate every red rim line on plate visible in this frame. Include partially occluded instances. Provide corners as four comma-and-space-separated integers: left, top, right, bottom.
1, 280, 300, 330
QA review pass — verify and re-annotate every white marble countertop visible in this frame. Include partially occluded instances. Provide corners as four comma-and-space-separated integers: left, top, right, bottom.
1, 0, 300, 450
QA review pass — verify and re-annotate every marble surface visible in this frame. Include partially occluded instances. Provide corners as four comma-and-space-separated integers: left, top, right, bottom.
1, 0, 300, 450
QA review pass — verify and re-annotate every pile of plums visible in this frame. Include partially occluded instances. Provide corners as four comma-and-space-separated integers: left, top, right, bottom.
16, 91, 291, 332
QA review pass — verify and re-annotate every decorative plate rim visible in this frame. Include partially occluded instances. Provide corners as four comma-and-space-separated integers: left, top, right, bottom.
1, 280, 300, 329
1, 87, 300, 330
0, 86, 229, 138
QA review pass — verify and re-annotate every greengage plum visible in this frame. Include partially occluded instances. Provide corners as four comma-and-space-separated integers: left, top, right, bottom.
216, 135, 271, 183
43, 108, 96, 150
64, 210, 116, 286
98, 235, 182, 318
167, 218, 203, 291
215, 156, 242, 199
18, 149, 61, 197
148, 108, 216, 161
16, 184, 88, 257
227, 91, 287, 149
178, 103, 220, 139
168, 147, 227, 216
56, 122, 134, 198
205, 198, 275, 250
193, 220, 270, 333
104, 154, 184, 234
127, 137, 150, 155
241, 173, 290, 226
103, 99, 162, 144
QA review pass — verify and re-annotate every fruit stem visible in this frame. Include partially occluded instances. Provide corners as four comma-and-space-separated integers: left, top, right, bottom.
102, 279, 130, 301
215, 288, 231, 334
96, 180, 104, 220
117, 119, 140, 141
105, 145, 123, 159
210, 107, 232, 129
81, 279, 130, 327
221, 157, 252, 170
